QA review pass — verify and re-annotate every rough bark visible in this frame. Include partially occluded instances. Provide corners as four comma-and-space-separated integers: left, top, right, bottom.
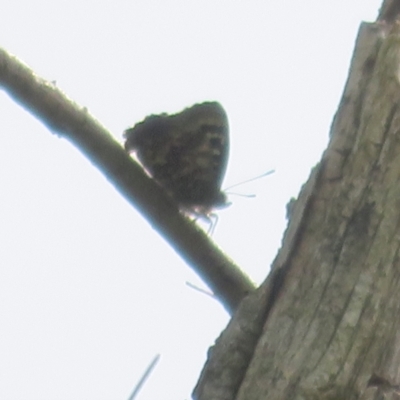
194, 4, 400, 400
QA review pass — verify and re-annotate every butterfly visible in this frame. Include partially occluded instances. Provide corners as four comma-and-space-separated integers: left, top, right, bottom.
123, 102, 230, 218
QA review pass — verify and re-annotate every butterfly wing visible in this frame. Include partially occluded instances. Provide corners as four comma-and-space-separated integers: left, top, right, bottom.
124, 102, 229, 213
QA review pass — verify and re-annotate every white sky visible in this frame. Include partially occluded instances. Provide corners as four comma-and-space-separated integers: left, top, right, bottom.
0, 1, 382, 399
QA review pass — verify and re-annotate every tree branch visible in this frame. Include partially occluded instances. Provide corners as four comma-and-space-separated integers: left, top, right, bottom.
0, 48, 255, 314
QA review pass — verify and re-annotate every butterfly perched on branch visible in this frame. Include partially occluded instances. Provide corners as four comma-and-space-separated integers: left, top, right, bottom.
123, 102, 230, 218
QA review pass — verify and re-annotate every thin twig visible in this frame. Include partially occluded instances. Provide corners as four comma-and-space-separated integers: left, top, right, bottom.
127, 354, 160, 400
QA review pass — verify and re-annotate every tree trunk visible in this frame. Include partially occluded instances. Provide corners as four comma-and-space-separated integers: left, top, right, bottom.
194, 2, 400, 399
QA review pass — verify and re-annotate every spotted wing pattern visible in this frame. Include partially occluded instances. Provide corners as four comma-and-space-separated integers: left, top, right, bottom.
124, 102, 229, 215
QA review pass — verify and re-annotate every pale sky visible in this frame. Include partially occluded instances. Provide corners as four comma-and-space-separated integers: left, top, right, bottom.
0, 1, 382, 399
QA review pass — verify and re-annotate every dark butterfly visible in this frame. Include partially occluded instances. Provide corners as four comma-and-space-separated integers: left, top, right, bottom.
123, 102, 230, 217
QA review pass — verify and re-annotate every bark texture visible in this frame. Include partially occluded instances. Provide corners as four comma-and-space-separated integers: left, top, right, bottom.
195, 9, 400, 400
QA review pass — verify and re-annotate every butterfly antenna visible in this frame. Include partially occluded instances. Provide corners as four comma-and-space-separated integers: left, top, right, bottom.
224, 169, 275, 191
227, 193, 256, 198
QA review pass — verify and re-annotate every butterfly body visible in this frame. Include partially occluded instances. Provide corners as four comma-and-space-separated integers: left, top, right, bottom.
124, 102, 229, 216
